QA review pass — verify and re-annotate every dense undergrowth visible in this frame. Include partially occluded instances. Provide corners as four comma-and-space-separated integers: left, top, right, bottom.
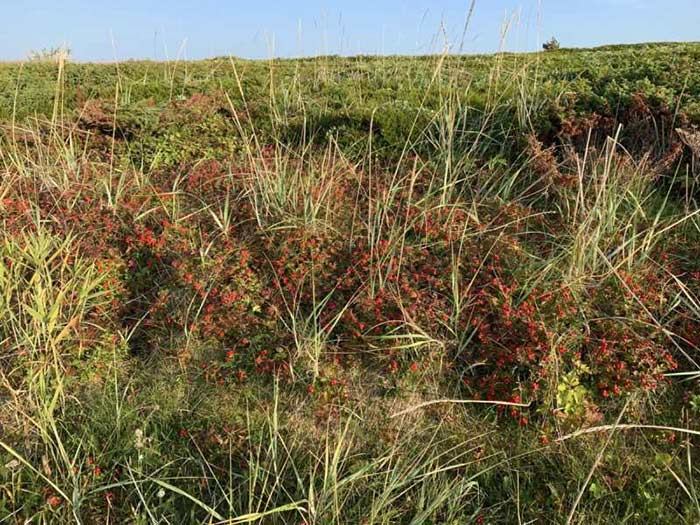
1, 42, 700, 523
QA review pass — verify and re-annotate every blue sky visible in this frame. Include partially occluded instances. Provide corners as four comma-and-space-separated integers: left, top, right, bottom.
1, 0, 698, 61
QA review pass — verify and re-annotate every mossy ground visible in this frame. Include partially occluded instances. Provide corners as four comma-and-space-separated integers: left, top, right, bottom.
1, 43, 700, 523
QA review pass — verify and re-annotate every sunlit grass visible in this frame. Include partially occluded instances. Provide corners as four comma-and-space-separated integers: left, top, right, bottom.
1, 40, 700, 524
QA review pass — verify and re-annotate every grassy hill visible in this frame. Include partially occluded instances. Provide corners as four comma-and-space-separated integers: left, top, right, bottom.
1, 43, 700, 523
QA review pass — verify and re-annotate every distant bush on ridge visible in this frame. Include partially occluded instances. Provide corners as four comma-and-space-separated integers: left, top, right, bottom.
542, 37, 560, 51
27, 46, 71, 63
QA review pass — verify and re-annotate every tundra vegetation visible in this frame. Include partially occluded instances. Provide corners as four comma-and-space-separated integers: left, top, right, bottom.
1, 41, 700, 523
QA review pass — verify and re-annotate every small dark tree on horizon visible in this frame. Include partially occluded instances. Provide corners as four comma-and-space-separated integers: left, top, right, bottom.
542, 37, 561, 51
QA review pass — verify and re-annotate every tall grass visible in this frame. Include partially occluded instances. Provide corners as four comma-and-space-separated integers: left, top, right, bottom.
1, 31, 700, 524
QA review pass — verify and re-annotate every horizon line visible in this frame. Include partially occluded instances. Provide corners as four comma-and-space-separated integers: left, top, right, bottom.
1, 40, 697, 66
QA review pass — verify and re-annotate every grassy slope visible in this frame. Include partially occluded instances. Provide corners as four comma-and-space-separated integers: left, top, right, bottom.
1, 43, 700, 523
